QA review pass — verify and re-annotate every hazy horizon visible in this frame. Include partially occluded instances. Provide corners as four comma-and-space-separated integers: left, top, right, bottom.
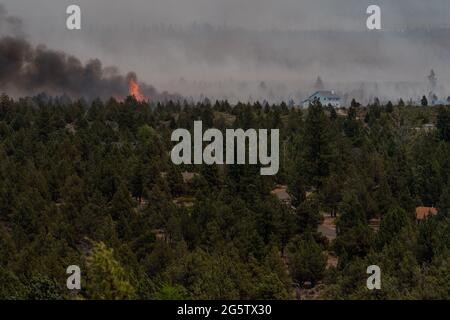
1, 0, 450, 103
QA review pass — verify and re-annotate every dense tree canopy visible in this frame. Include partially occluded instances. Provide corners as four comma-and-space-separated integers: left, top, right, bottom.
0, 93, 448, 300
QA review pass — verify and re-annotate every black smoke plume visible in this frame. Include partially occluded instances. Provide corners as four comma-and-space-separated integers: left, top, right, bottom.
0, 5, 176, 101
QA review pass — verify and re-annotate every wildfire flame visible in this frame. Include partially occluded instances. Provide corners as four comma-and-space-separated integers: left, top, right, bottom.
129, 77, 145, 102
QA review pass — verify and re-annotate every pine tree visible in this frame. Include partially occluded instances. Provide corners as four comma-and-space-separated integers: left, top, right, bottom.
376, 206, 413, 249
287, 233, 327, 286
437, 107, 450, 142
302, 101, 335, 187
85, 242, 135, 300
421, 95, 428, 107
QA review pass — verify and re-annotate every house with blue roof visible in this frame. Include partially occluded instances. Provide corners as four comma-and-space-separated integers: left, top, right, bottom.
302, 90, 341, 108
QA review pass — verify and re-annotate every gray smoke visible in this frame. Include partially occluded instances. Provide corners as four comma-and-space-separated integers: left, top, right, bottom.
2, 1, 450, 104
0, 4, 176, 101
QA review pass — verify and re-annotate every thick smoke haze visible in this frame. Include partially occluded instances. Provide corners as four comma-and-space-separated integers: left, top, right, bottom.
0, 3, 175, 101
1, 0, 450, 103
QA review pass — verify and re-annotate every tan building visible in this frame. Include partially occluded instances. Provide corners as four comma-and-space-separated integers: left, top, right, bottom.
415, 207, 438, 221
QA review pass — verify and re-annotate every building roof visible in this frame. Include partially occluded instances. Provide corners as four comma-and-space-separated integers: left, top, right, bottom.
318, 215, 337, 240
415, 207, 438, 220
303, 90, 340, 103
271, 185, 292, 202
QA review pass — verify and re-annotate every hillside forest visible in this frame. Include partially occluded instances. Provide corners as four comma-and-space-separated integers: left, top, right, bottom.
0, 94, 449, 299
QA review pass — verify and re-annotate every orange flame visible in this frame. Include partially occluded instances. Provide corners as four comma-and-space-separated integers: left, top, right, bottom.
129, 78, 145, 102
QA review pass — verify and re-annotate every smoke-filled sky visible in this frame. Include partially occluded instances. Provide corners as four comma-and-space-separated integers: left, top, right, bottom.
1, 0, 450, 102
7, 0, 450, 31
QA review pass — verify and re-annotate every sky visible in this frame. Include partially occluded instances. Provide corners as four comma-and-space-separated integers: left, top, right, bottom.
1, 0, 450, 102
6, 0, 450, 31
